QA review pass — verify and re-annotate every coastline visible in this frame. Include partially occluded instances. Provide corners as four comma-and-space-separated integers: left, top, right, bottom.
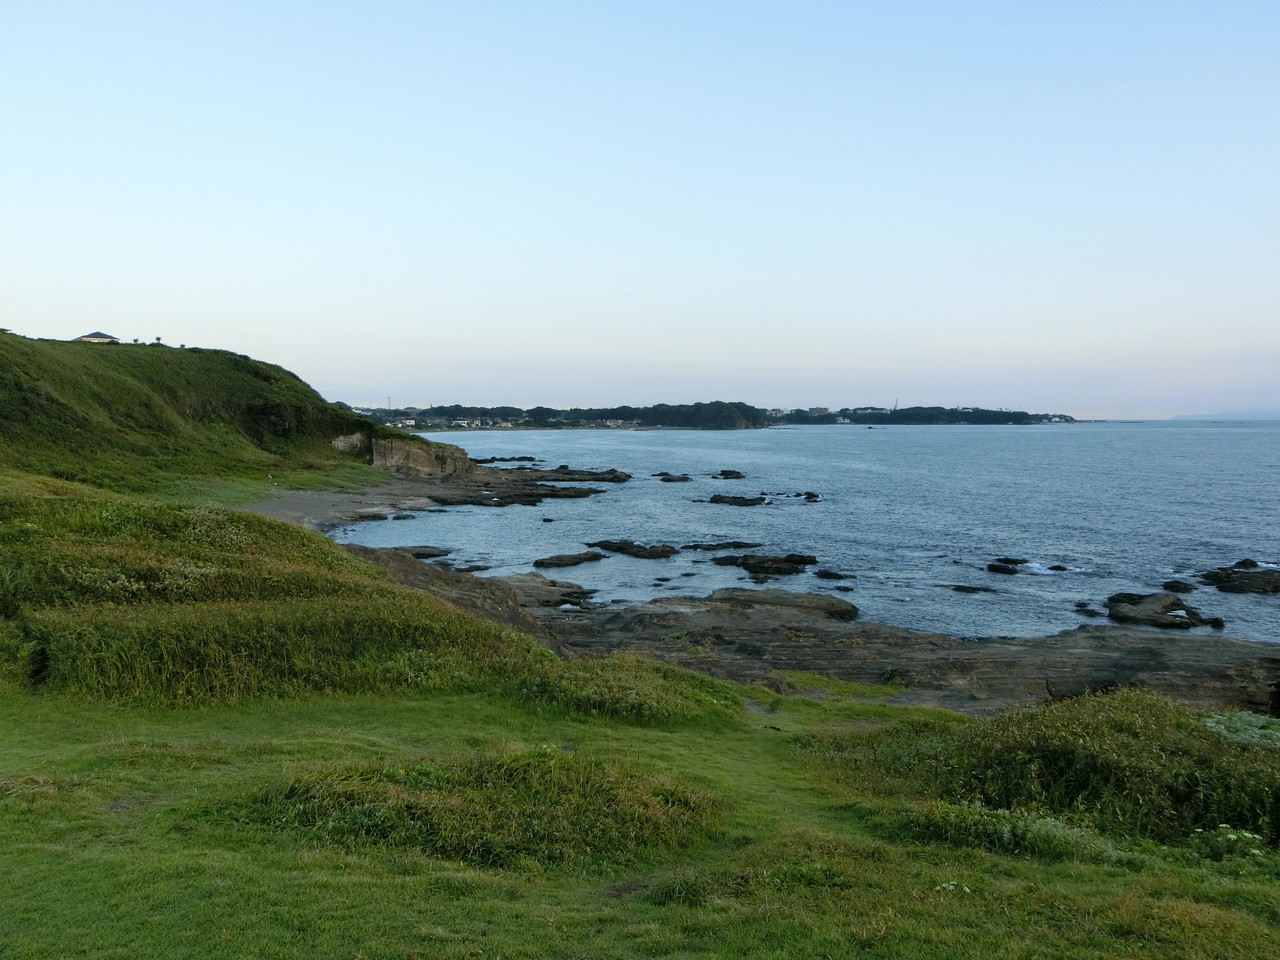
240, 476, 449, 532
242, 476, 1280, 717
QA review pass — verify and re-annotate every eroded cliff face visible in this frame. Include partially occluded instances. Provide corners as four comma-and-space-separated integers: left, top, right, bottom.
330, 432, 476, 477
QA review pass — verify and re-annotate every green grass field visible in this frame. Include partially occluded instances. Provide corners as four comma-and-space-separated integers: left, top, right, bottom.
5, 686, 1280, 959
3, 332, 1279, 957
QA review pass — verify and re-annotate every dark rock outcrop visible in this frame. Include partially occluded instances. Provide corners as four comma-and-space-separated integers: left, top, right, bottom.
506, 466, 631, 483
496, 572, 600, 608
712, 554, 819, 576
1163, 579, 1197, 593
585, 540, 679, 560
501, 581, 1279, 716
533, 551, 607, 569
681, 541, 764, 551
713, 469, 746, 479
1105, 592, 1224, 630
987, 563, 1020, 575
659, 474, 693, 483
709, 494, 767, 507
340, 550, 1280, 717
1201, 560, 1280, 594
401, 545, 452, 559
424, 477, 605, 507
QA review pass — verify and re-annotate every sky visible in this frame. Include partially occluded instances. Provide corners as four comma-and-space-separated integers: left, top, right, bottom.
2, 2, 1277, 419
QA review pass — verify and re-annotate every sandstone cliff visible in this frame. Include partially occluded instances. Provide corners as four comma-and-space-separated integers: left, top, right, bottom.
330, 432, 476, 477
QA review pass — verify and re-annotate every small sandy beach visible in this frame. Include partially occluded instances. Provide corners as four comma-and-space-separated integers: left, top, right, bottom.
239, 477, 447, 532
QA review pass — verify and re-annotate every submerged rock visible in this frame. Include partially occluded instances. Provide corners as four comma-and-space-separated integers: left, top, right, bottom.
1201, 560, 1280, 594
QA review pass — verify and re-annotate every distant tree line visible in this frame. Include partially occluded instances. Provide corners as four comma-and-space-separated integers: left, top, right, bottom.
363, 401, 771, 429
348, 402, 1074, 430
778, 407, 1075, 425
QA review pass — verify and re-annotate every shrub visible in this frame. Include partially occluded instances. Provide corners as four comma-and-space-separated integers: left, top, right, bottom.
511, 653, 743, 724
244, 746, 722, 870
22, 596, 545, 704
889, 800, 1125, 863
930, 689, 1280, 843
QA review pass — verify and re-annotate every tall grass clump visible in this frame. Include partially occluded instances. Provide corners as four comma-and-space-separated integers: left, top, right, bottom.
512, 653, 743, 724
22, 595, 548, 703
1, 491, 384, 608
931, 689, 1280, 843
244, 746, 722, 870
887, 800, 1128, 864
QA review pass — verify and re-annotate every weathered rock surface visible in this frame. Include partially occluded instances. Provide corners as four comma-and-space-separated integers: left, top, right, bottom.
400, 545, 452, 558
345, 548, 1280, 717
503, 466, 631, 483
1106, 592, 1224, 630
713, 469, 746, 479
1201, 560, 1280, 594
328, 434, 477, 478
681, 541, 764, 551
585, 540, 679, 560
712, 554, 819, 576
658, 473, 693, 483
709, 494, 767, 507
340, 545, 551, 643
490, 572, 600, 609
506, 582, 1280, 716
420, 475, 605, 507
533, 551, 607, 569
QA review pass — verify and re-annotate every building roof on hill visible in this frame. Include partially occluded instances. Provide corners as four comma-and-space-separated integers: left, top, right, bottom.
75, 332, 120, 342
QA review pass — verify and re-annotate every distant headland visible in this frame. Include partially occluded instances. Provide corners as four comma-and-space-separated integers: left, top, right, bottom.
350, 402, 1077, 431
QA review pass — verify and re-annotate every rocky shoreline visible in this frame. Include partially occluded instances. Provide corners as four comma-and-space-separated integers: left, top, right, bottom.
244, 469, 1280, 717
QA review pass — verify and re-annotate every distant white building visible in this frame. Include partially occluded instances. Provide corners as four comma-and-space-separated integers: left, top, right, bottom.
75, 331, 120, 343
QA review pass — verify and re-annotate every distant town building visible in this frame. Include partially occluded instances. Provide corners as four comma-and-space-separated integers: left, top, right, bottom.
75, 332, 120, 343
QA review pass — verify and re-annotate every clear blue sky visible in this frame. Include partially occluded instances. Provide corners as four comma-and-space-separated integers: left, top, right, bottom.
3, 1, 1277, 418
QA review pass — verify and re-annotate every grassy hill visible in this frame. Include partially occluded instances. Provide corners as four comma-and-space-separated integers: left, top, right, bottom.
0, 331, 406, 495
2, 332, 1279, 958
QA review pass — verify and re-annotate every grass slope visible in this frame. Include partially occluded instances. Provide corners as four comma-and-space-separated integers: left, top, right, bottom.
0, 331, 401, 494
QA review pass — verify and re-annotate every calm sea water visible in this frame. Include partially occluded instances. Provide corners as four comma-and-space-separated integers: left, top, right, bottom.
336, 422, 1280, 643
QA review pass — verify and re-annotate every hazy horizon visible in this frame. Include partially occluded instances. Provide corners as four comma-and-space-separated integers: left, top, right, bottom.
5, 3, 1277, 421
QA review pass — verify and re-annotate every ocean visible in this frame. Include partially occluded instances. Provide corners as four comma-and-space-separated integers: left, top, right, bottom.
335, 422, 1280, 643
